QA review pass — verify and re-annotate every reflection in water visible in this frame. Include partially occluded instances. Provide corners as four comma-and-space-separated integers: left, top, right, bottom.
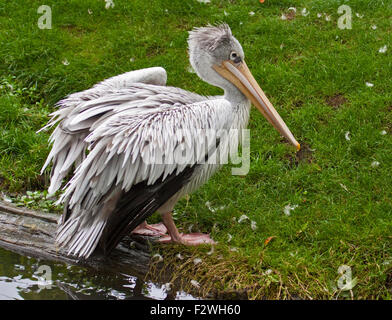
0, 248, 197, 300
0, 276, 39, 300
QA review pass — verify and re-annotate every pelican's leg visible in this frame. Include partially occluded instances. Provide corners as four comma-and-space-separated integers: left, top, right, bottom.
158, 212, 216, 245
131, 220, 168, 237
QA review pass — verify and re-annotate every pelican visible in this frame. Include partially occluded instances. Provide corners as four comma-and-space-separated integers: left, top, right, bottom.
40, 24, 300, 259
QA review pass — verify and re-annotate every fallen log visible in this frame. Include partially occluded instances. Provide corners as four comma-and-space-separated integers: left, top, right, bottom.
0, 201, 152, 276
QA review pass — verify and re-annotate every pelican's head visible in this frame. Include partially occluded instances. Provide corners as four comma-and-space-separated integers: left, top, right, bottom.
188, 24, 300, 151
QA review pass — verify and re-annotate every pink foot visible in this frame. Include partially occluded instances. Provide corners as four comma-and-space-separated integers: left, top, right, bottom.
158, 233, 216, 245
131, 222, 168, 237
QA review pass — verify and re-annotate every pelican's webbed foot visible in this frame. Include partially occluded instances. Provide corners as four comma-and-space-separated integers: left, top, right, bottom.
158, 212, 216, 245
131, 221, 168, 237
158, 233, 216, 245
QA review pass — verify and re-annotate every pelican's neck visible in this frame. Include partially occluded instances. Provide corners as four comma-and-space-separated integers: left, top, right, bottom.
223, 86, 251, 130
195, 64, 251, 129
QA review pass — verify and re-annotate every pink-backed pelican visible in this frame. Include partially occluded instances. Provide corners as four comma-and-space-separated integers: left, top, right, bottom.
40, 24, 300, 259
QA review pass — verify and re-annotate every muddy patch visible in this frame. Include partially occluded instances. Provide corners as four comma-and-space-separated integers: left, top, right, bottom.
285, 143, 314, 168
283, 10, 296, 21
146, 44, 166, 58
60, 24, 86, 36
325, 94, 348, 109
212, 288, 249, 300
293, 100, 304, 108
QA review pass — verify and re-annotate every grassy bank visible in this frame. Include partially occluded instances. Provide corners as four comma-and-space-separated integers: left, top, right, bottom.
0, 0, 391, 299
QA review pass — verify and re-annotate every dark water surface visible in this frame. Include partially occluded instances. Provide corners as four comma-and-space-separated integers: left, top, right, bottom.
0, 247, 197, 300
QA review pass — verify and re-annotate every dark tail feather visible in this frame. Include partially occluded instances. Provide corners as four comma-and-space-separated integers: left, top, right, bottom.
98, 165, 197, 255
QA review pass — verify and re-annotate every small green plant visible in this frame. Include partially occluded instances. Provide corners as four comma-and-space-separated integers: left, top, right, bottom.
2, 190, 63, 213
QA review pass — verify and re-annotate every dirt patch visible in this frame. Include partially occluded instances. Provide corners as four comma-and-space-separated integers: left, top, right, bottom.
146, 44, 165, 58
60, 24, 77, 31
211, 288, 249, 300
325, 94, 348, 109
28, 174, 47, 191
59, 24, 87, 38
60, 24, 84, 33
293, 100, 304, 108
285, 10, 296, 21
285, 143, 314, 168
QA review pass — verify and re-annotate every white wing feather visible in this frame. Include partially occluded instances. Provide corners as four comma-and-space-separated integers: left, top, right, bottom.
61, 99, 233, 208
39, 67, 206, 194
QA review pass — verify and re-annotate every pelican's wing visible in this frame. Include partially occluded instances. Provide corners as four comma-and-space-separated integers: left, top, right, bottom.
56, 99, 233, 258
39, 67, 203, 194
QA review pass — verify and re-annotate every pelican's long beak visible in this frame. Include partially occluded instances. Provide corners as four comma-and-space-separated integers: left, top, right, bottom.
213, 60, 300, 151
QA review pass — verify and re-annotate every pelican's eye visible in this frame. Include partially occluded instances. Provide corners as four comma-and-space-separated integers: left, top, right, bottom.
230, 51, 241, 64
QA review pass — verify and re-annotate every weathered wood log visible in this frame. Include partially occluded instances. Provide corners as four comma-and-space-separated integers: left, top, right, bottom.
0, 201, 152, 276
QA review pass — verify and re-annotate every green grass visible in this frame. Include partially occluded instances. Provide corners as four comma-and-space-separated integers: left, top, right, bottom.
0, 77, 50, 191
0, 0, 391, 299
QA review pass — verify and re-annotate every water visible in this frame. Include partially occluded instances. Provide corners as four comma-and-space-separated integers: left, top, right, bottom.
0, 247, 197, 300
